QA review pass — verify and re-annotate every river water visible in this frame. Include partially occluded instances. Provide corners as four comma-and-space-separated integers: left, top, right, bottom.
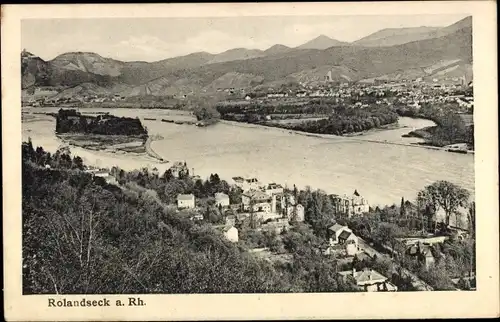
22, 107, 474, 206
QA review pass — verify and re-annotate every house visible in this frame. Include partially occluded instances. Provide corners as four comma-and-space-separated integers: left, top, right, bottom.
331, 190, 370, 218
215, 192, 230, 207
337, 230, 359, 256
177, 194, 195, 209
339, 268, 397, 292
260, 218, 290, 234
328, 223, 359, 256
232, 176, 261, 191
225, 215, 236, 226
170, 161, 189, 178
242, 190, 272, 213
223, 226, 239, 243
407, 242, 436, 269
245, 94, 252, 100
396, 236, 448, 248
328, 223, 352, 245
244, 177, 261, 191
264, 183, 284, 196
190, 213, 204, 221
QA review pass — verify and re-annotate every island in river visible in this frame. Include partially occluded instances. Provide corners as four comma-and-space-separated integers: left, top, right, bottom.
22, 107, 474, 206
53, 108, 166, 161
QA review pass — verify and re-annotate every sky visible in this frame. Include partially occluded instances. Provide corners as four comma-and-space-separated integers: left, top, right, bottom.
22, 14, 469, 62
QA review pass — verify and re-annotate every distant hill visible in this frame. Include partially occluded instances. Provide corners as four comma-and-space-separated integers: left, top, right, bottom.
264, 44, 293, 56
22, 50, 49, 89
21, 16, 472, 97
51, 83, 110, 99
297, 35, 350, 50
206, 48, 265, 64
203, 72, 265, 92
353, 26, 442, 47
119, 76, 204, 97
288, 65, 358, 83
353, 16, 472, 47
177, 23, 471, 87
118, 52, 214, 85
50, 52, 125, 77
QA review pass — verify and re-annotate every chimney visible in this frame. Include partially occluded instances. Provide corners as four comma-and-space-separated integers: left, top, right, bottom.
369, 269, 372, 281
352, 267, 356, 276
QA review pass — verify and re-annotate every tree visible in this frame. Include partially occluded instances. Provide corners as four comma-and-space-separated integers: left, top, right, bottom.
374, 223, 403, 258
417, 192, 437, 233
467, 201, 476, 238
400, 197, 406, 218
418, 181, 470, 227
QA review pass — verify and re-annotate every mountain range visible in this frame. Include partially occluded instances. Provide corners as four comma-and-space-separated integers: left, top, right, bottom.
22, 16, 472, 98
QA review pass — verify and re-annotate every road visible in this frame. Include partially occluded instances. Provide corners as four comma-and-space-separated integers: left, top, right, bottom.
357, 237, 434, 291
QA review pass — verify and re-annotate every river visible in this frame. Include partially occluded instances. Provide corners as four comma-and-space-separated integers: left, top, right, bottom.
22, 107, 474, 206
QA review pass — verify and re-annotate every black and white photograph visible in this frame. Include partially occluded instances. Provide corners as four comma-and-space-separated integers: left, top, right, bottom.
3, 2, 499, 320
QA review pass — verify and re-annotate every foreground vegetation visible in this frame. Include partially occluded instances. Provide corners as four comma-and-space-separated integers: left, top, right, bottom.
22, 141, 359, 294
22, 138, 475, 294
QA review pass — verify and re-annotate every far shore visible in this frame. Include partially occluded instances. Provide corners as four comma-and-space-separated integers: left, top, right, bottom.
217, 120, 474, 154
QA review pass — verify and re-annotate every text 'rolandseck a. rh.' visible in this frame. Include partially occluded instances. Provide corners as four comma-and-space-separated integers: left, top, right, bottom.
48, 297, 146, 307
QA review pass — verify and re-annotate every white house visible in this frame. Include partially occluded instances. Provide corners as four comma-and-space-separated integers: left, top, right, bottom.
339, 268, 397, 292
331, 190, 370, 218
223, 226, 239, 243
177, 194, 195, 209
215, 192, 230, 207
242, 190, 272, 213
338, 230, 359, 256
328, 223, 352, 245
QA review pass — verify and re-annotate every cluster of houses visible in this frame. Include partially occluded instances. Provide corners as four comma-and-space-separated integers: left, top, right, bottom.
175, 176, 307, 244
239, 73, 473, 119
322, 222, 398, 292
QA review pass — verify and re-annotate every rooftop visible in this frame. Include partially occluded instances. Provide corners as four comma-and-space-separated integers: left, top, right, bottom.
339, 268, 388, 285
177, 194, 195, 201
338, 230, 352, 240
329, 223, 346, 233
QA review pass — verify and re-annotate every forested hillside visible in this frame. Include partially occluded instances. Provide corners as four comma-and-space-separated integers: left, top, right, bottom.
22, 141, 359, 294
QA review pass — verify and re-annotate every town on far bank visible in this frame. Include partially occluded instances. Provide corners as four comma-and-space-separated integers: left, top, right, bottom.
59, 151, 475, 293
23, 65, 474, 154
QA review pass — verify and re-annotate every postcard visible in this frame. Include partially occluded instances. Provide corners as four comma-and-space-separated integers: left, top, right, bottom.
2, 1, 499, 320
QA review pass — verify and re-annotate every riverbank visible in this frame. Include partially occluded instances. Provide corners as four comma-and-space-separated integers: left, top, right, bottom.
23, 108, 475, 207
217, 119, 473, 154
57, 133, 146, 153
145, 135, 168, 163
342, 122, 405, 137
403, 127, 474, 154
